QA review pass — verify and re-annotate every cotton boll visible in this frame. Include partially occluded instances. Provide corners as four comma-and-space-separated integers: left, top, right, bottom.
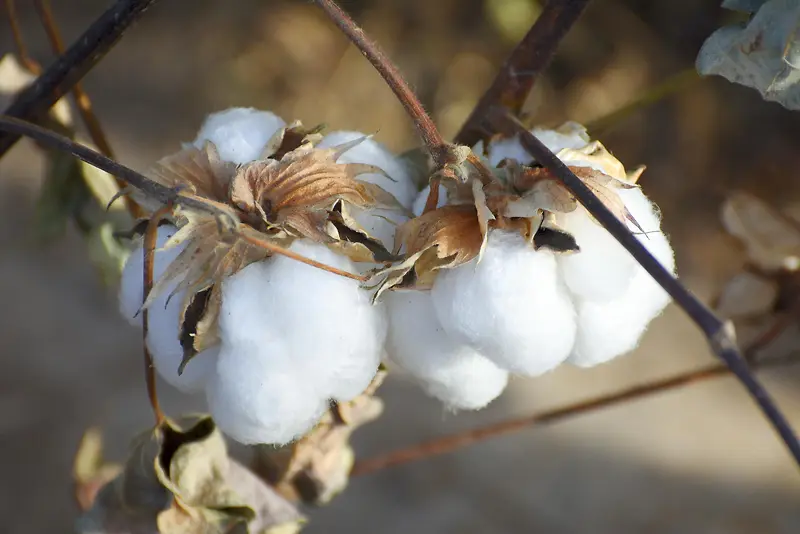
556, 207, 638, 301
567, 189, 675, 367
261, 240, 386, 400
431, 231, 577, 376
206, 339, 329, 445
318, 131, 416, 248
385, 291, 508, 410
193, 107, 286, 164
118, 225, 216, 392
218, 240, 386, 403
484, 124, 590, 167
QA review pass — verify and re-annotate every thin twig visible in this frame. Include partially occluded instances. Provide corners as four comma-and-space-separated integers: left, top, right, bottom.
143, 206, 171, 425
32, 0, 144, 218
313, 0, 447, 166
239, 233, 368, 282
0, 0, 159, 157
352, 352, 800, 476
486, 106, 800, 467
33, 0, 114, 158
3, 0, 41, 73
0, 115, 226, 217
454, 0, 592, 147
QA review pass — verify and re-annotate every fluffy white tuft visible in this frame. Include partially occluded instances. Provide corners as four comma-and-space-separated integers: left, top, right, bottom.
567, 188, 675, 367
192, 107, 286, 165
431, 230, 577, 376
206, 337, 329, 445
118, 225, 216, 393
217, 240, 385, 405
483, 123, 591, 167
385, 291, 508, 410
318, 131, 415, 248
556, 207, 638, 301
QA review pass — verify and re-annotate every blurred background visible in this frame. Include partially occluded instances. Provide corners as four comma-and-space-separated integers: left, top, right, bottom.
1, 0, 800, 532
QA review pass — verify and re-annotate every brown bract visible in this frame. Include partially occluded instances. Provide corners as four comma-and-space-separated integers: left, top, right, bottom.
134, 123, 406, 371
371, 133, 645, 297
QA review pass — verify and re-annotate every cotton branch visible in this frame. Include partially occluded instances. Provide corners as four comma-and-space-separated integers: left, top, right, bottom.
0, 115, 225, 217
352, 351, 800, 476
33, 0, 143, 218
4, 0, 41, 73
0, 115, 372, 281
487, 106, 800, 468
142, 206, 170, 425
454, 0, 592, 147
313, 0, 448, 166
0, 0, 159, 157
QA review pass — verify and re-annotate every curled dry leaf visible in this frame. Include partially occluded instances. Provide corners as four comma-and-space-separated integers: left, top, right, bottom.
715, 271, 780, 319
76, 417, 304, 534
370, 205, 483, 298
697, 0, 800, 110
721, 191, 800, 271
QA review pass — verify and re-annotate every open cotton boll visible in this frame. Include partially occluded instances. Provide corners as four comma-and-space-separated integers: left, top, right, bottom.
206, 338, 329, 445
118, 225, 217, 392
192, 107, 286, 164
556, 207, 638, 301
483, 124, 591, 167
431, 230, 577, 376
218, 240, 385, 403
318, 131, 416, 248
385, 291, 508, 410
567, 188, 675, 367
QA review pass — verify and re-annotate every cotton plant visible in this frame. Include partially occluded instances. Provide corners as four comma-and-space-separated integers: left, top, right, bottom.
119, 107, 413, 445
374, 121, 675, 408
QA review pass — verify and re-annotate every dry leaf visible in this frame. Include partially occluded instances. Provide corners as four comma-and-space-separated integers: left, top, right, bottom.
715, 271, 780, 319
77, 417, 304, 534
721, 191, 800, 271
697, 0, 800, 110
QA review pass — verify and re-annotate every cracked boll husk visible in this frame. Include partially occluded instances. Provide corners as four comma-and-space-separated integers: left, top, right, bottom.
118, 225, 217, 393
385, 291, 508, 410
431, 230, 577, 376
482, 123, 591, 166
192, 107, 286, 164
216, 238, 385, 404
318, 131, 416, 248
567, 188, 675, 367
556, 206, 638, 301
412, 184, 447, 217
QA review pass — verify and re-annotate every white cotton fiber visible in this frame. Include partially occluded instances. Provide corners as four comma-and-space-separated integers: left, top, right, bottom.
483, 123, 591, 167
556, 207, 638, 301
385, 291, 508, 410
567, 188, 675, 367
192, 107, 286, 165
318, 131, 416, 248
206, 337, 329, 445
218, 239, 386, 404
431, 230, 577, 376
118, 225, 217, 393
